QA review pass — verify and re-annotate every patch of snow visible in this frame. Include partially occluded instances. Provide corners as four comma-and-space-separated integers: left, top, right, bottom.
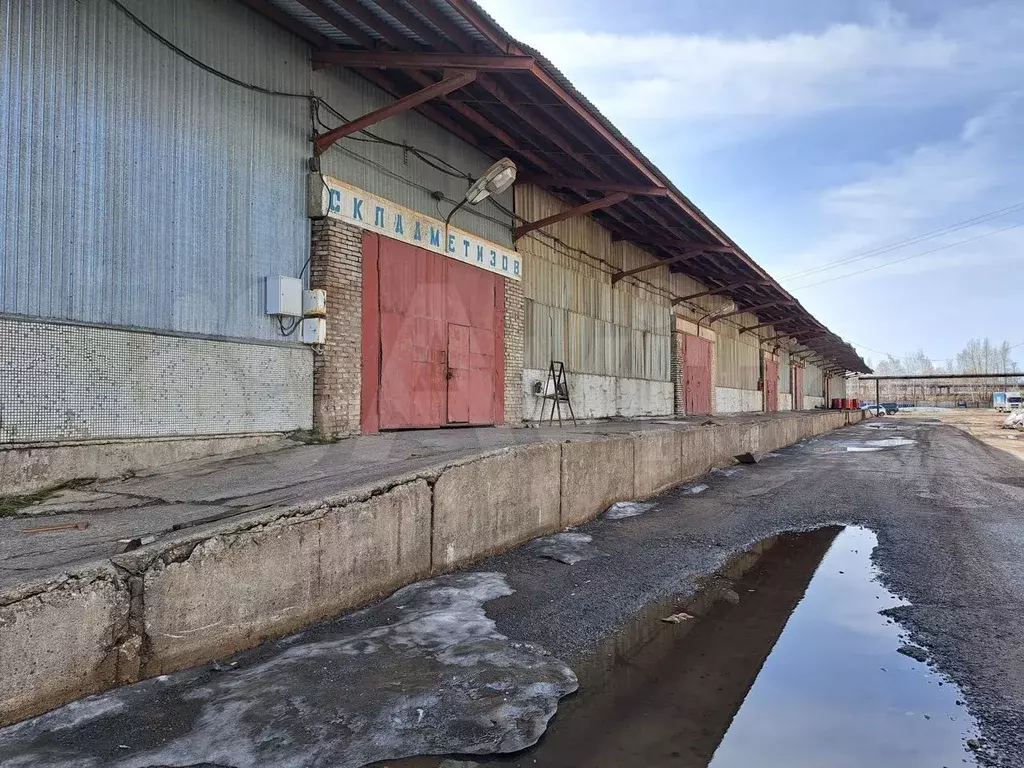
529, 532, 600, 565
0, 573, 577, 768
712, 467, 744, 477
603, 501, 655, 520
687, 484, 709, 494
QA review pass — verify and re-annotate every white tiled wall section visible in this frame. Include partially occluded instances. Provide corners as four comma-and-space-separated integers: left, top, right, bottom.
0, 318, 312, 443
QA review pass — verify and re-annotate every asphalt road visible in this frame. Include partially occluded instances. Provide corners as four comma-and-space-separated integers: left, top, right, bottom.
2, 418, 1022, 766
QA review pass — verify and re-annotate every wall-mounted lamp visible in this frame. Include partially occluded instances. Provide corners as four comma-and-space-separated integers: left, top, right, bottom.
445, 157, 517, 228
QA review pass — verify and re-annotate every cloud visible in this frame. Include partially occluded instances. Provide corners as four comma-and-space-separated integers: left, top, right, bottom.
780, 96, 1024, 287
478, 1, 1024, 127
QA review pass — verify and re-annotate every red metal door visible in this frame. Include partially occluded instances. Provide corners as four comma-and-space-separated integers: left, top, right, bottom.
683, 333, 713, 415
377, 239, 446, 429
765, 359, 779, 412
793, 366, 804, 410
446, 324, 471, 423
366, 236, 502, 431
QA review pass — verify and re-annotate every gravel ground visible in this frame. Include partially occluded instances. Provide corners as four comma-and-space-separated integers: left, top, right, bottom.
2, 418, 1022, 766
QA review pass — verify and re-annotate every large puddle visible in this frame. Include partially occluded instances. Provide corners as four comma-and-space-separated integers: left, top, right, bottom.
383, 526, 979, 767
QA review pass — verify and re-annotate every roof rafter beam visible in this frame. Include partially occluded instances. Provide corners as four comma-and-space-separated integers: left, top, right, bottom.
520, 176, 670, 196
314, 71, 477, 155
740, 316, 809, 334
312, 51, 537, 71
671, 279, 771, 305
759, 330, 822, 344
707, 300, 796, 324
513, 192, 629, 240
241, 0, 336, 47
293, 0, 377, 49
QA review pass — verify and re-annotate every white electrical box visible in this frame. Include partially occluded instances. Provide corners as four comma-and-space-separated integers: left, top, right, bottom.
302, 288, 327, 317
301, 318, 327, 345
266, 276, 302, 317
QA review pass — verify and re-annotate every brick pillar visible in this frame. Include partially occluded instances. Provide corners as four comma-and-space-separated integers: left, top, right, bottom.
503, 277, 524, 426
309, 218, 364, 438
671, 325, 685, 415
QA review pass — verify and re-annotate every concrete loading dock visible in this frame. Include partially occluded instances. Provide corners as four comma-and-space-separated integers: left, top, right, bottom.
0, 410, 861, 726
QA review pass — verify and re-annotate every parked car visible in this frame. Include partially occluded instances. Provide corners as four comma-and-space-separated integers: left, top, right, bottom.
861, 404, 886, 417
880, 402, 899, 415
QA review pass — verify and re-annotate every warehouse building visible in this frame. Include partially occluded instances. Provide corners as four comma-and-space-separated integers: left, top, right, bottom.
1, 0, 867, 491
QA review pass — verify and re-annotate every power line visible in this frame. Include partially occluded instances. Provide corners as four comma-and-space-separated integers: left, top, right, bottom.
788, 221, 1024, 290
783, 200, 1024, 280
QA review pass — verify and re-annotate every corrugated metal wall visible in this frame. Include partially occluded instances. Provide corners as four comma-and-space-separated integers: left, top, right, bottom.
518, 185, 670, 382
1, 0, 512, 342
805, 364, 825, 396
711, 314, 763, 390
1, 0, 310, 341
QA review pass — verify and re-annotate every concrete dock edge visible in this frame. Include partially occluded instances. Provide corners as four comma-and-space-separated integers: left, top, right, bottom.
0, 410, 861, 726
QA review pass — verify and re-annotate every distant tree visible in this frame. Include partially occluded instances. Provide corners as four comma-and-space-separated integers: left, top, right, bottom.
875, 349, 939, 376
954, 338, 1017, 374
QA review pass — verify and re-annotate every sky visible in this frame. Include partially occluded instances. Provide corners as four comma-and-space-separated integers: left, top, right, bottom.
474, 0, 1024, 369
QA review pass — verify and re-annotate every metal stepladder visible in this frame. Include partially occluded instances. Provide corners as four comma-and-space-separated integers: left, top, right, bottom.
541, 361, 577, 427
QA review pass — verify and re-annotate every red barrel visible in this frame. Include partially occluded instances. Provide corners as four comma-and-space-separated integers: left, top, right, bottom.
831, 398, 842, 410
850, 398, 859, 409
841, 398, 852, 410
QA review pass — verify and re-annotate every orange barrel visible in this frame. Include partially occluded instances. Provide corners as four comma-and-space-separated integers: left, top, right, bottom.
831, 398, 842, 409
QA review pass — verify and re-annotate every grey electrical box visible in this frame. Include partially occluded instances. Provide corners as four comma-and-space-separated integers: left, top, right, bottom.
266, 276, 302, 317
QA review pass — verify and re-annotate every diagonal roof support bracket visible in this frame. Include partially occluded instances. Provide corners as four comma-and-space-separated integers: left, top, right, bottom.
703, 300, 795, 324
740, 316, 801, 334
671, 278, 771, 305
314, 70, 477, 156
611, 247, 705, 285
514, 192, 629, 241
611, 243, 736, 285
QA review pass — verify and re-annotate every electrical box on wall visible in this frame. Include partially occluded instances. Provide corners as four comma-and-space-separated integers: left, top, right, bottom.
266, 276, 302, 317
302, 289, 327, 317
301, 318, 327, 345
307, 171, 330, 219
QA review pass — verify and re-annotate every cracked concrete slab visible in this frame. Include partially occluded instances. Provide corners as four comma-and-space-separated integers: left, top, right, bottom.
0, 503, 237, 591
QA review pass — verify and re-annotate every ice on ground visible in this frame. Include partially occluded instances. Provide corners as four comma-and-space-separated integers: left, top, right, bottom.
529, 532, 601, 565
0, 573, 578, 768
687, 484, 709, 494
712, 467, 744, 477
863, 438, 916, 448
604, 501, 655, 520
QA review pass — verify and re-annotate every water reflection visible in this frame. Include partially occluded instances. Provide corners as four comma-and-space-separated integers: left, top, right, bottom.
384, 526, 978, 768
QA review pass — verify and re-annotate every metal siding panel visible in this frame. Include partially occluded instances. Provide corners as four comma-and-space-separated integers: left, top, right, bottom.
715, 332, 760, 390
516, 185, 671, 383
805, 364, 825, 396
2, 0, 311, 341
